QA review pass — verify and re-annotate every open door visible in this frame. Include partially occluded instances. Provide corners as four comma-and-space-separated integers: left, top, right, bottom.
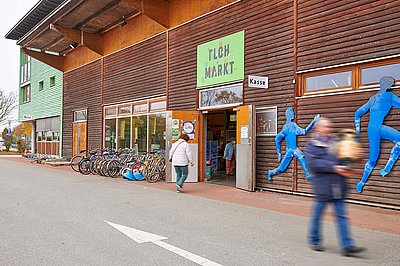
72, 122, 87, 157
236, 105, 255, 191
166, 111, 200, 182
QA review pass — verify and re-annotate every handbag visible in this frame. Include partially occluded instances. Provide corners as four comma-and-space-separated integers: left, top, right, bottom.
170, 141, 183, 163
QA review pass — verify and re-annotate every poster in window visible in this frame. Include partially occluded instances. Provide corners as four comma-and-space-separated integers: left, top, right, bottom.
182, 121, 195, 140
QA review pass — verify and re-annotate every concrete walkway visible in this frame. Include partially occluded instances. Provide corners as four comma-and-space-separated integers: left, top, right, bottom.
5, 157, 399, 235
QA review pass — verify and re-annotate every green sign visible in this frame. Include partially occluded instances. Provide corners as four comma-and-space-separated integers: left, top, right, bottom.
197, 31, 244, 88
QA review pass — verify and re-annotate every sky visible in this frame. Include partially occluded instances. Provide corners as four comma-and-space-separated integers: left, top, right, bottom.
0, 0, 39, 126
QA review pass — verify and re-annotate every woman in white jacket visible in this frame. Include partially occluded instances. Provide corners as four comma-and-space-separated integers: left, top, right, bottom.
169, 134, 194, 192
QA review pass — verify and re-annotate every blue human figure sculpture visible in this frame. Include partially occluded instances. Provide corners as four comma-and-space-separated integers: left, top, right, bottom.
354, 76, 400, 193
268, 108, 320, 181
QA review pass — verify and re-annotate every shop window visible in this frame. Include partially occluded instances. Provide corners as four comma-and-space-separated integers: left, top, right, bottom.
199, 83, 243, 109
360, 63, 400, 88
53, 132, 60, 141
132, 115, 148, 154
305, 71, 352, 94
105, 107, 117, 117
256, 107, 277, 136
21, 85, 30, 103
105, 119, 117, 149
37, 132, 43, 141
50, 76, 56, 87
46, 131, 53, 141
150, 101, 166, 112
149, 113, 166, 151
133, 103, 148, 113
117, 117, 131, 149
38, 80, 44, 91
118, 105, 131, 116
74, 110, 87, 122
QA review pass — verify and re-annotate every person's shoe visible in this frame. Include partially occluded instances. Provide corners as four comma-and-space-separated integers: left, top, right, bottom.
342, 246, 366, 257
310, 244, 325, 252
177, 184, 184, 192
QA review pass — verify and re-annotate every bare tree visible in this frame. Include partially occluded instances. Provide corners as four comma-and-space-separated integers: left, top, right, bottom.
0, 88, 17, 125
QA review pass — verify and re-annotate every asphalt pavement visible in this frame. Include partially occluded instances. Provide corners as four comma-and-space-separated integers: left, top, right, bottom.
0, 158, 399, 265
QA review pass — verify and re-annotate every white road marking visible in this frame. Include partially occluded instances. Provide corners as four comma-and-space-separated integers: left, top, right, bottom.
105, 221, 223, 266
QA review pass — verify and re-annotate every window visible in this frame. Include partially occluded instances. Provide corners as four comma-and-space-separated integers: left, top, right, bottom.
38, 80, 44, 91
21, 85, 30, 103
300, 58, 400, 96
105, 107, 117, 117
117, 117, 131, 149
150, 101, 166, 112
50, 76, 56, 87
133, 103, 147, 113
199, 83, 243, 109
74, 110, 87, 122
20, 53, 30, 84
103, 98, 167, 152
46, 131, 53, 141
105, 119, 117, 149
360, 63, 400, 87
305, 71, 352, 93
256, 107, 277, 136
132, 116, 148, 153
118, 105, 131, 116
149, 113, 166, 151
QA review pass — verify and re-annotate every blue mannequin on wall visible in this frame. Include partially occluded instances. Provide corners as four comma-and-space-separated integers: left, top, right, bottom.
268, 107, 320, 181
354, 76, 400, 193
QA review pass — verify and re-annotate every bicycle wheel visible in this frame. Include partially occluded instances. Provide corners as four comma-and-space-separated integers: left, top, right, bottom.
70, 156, 83, 172
79, 158, 92, 175
107, 160, 122, 178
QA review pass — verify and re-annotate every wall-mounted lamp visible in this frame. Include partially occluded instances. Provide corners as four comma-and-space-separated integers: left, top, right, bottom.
69, 42, 78, 49
119, 20, 127, 28
119, 15, 127, 28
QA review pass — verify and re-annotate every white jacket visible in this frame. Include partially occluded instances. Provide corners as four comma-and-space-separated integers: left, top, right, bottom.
169, 139, 193, 166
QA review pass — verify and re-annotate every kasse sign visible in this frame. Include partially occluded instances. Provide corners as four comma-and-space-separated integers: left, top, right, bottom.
248, 75, 268, 89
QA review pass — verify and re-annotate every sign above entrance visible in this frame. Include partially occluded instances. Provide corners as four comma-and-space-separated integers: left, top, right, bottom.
197, 31, 245, 88
248, 75, 268, 89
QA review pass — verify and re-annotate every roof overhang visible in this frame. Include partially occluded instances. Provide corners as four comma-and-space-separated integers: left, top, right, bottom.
6, 0, 170, 59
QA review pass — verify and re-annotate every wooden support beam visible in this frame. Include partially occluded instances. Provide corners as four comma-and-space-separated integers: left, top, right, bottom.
82, 31, 104, 55
50, 24, 103, 55
123, 0, 169, 28
50, 24, 81, 44
22, 48, 64, 72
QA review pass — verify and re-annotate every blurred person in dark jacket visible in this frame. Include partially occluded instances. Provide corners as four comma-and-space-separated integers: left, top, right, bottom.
305, 117, 366, 257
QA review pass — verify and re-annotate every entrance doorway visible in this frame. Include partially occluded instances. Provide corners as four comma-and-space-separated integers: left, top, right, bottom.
204, 110, 237, 186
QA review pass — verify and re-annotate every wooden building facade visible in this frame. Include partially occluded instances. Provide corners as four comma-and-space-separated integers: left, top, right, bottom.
7, 0, 400, 208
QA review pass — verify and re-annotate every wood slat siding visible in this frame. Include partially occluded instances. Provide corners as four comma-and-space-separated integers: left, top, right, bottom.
63, 61, 102, 159
296, 91, 400, 206
297, 0, 400, 71
168, 0, 294, 190
103, 33, 167, 105
297, 0, 400, 206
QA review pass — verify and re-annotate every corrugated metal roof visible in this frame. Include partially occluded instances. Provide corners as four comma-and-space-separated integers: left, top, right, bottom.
5, 0, 65, 40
